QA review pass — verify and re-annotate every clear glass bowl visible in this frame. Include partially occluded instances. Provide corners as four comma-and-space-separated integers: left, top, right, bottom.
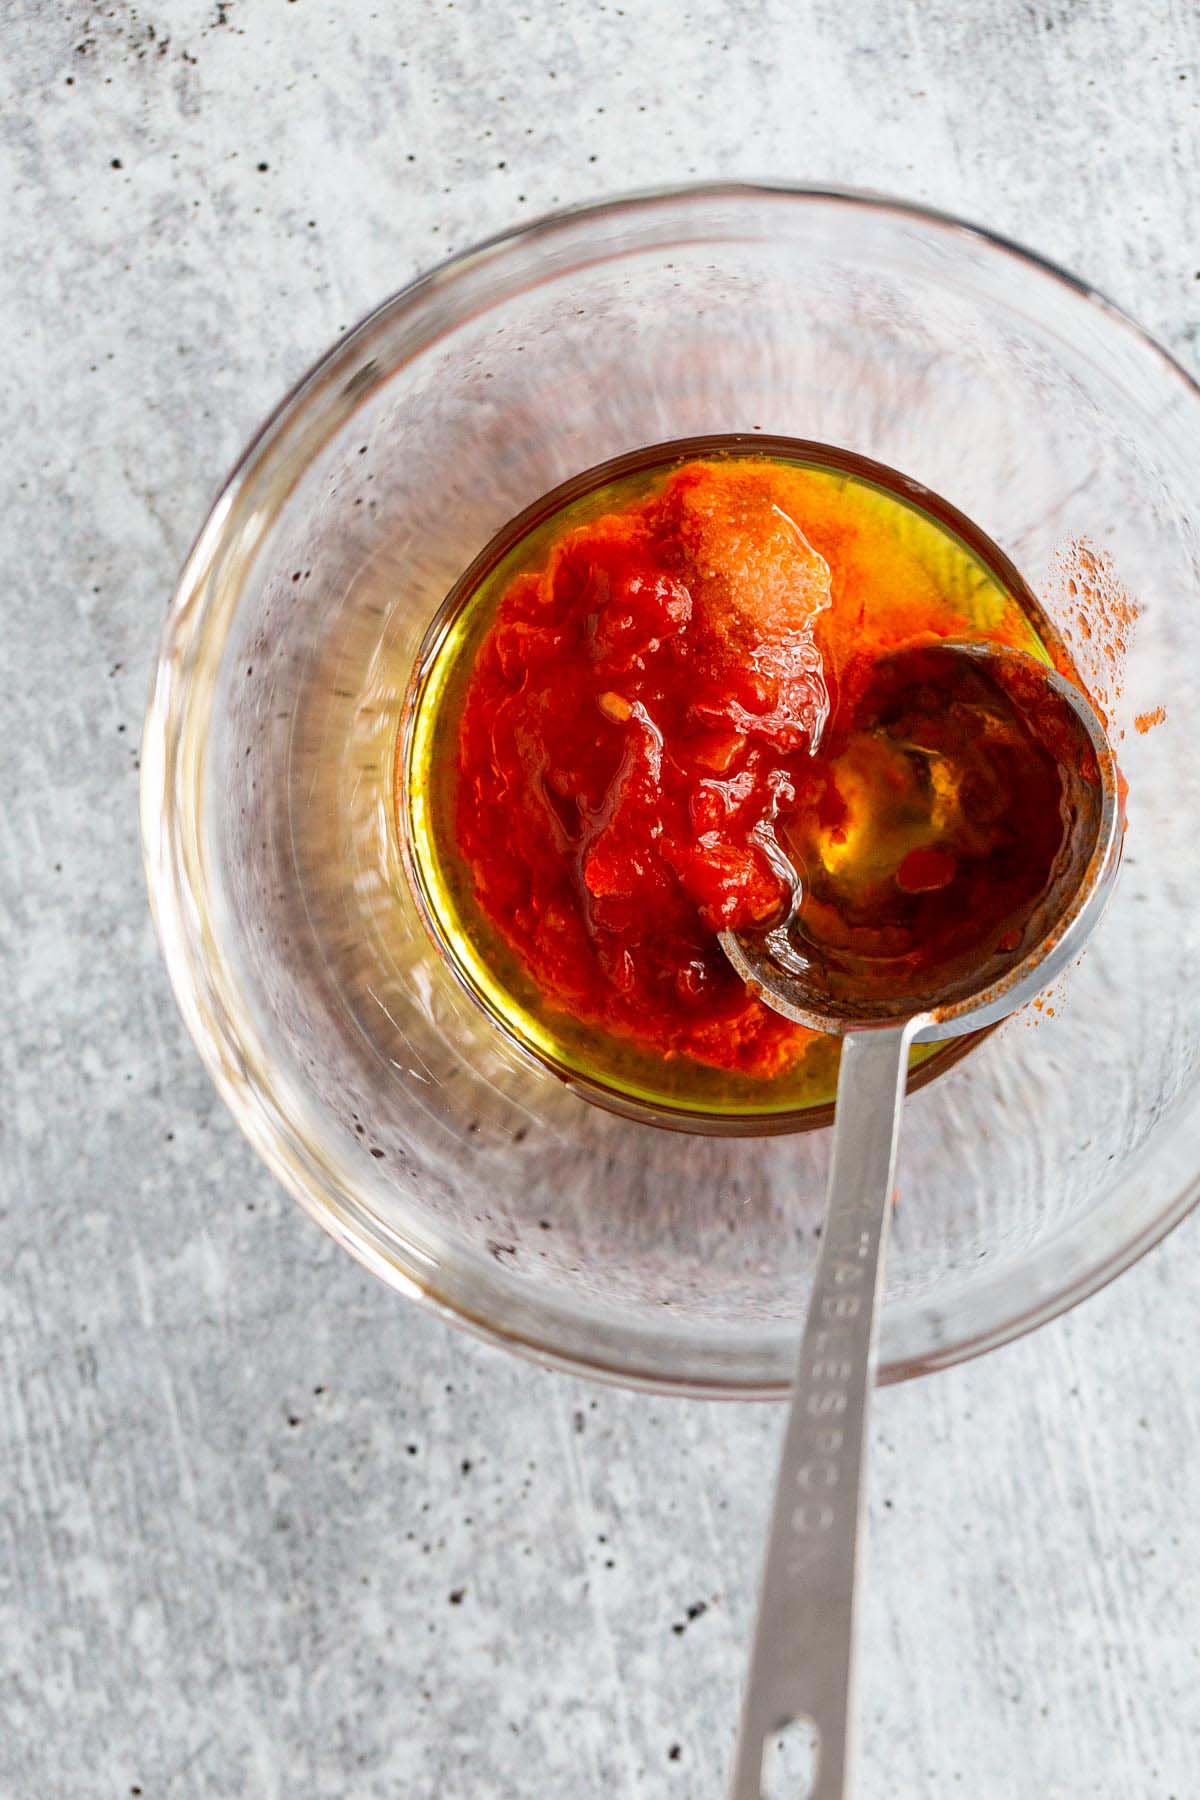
142, 184, 1200, 1397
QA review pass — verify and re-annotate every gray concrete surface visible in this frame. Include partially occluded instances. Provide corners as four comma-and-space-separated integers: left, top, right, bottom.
3, 2, 1199, 1795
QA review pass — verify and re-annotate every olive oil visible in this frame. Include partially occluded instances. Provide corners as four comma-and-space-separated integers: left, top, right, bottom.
400, 436, 1053, 1126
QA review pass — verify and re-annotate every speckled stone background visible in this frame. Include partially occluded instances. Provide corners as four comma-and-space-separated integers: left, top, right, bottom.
3, 3, 1199, 1795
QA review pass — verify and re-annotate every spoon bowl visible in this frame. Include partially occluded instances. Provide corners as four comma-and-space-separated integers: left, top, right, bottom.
722, 639, 1123, 1042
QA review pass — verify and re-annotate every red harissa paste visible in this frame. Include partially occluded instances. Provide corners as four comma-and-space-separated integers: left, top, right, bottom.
454, 459, 1025, 1078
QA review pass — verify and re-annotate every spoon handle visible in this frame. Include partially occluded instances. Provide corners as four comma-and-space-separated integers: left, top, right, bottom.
730, 1023, 915, 1800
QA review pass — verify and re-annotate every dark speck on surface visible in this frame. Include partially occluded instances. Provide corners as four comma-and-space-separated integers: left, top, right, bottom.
449, 1588, 466, 1605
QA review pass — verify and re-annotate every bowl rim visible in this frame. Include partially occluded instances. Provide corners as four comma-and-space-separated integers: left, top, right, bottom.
141, 178, 1200, 1398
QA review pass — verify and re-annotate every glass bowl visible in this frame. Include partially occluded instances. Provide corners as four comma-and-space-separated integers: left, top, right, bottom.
142, 183, 1200, 1397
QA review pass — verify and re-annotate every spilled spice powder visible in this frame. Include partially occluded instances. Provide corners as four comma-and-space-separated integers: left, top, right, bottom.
1048, 539, 1141, 736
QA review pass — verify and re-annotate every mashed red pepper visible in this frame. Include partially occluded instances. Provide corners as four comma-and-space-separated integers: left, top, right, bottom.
454, 459, 1000, 1078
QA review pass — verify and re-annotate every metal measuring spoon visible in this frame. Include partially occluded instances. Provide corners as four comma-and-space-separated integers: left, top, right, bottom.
723, 640, 1122, 1800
